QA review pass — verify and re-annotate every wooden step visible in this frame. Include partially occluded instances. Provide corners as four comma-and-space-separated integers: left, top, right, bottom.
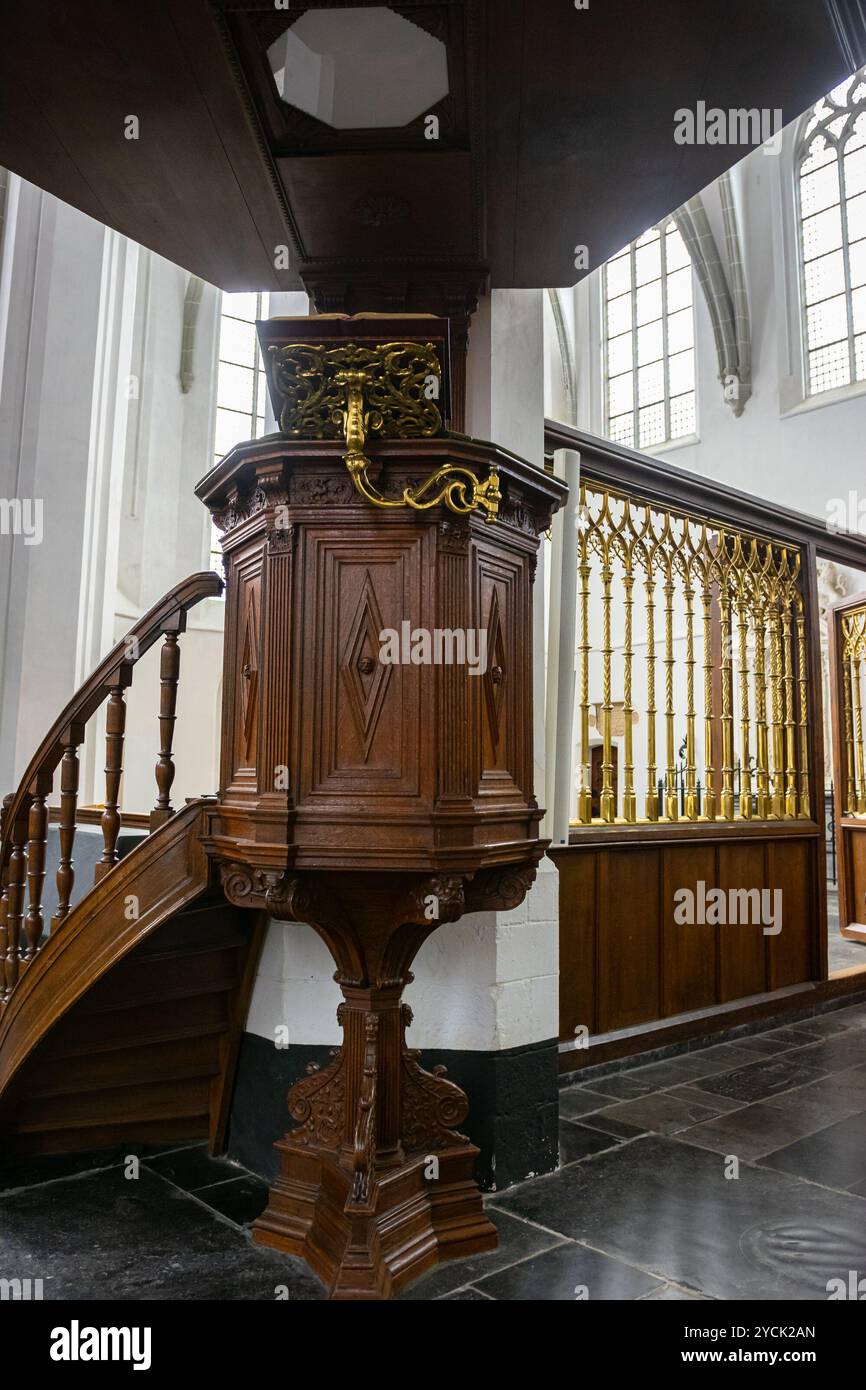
23, 1033, 222, 1099
47, 990, 230, 1059
2, 1113, 210, 1161
72, 947, 242, 1016
13, 1076, 214, 1133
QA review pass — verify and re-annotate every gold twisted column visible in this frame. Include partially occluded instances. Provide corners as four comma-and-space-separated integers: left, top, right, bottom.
752, 595, 771, 819
663, 571, 678, 821
621, 566, 637, 823
576, 506, 593, 824
719, 583, 735, 820
644, 565, 659, 822
781, 602, 799, 818
842, 649, 858, 815
683, 581, 698, 820
736, 588, 752, 820
854, 655, 866, 814
701, 583, 717, 820
600, 560, 615, 823
795, 602, 811, 819
768, 601, 786, 818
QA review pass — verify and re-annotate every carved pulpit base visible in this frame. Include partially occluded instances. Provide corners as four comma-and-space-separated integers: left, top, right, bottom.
253, 1136, 496, 1300
221, 859, 542, 1300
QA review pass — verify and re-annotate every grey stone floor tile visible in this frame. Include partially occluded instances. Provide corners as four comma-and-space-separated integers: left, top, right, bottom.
0, 1165, 324, 1300
678, 1101, 834, 1162
579, 1073, 658, 1101
471, 1238, 663, 1301
559, 1120, 622, 1165
640, 1282, 711, 1300
762, 1026, 826, 1047
595, 1091, 722, 1135
559, 1087, 617, 1119
442, 1285, 495, 1299
579, 1111, 648, 1140
491, 1134, 866, 1300
689, 1056, 828, 1103
666, 1085, 746, 1113
757, 1110, 866, 1191
398, 1208, 566, 1300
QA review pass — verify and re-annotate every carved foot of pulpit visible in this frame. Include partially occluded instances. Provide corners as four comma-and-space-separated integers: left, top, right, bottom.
222, 861, 540, 1300
253, 997, 495, 1300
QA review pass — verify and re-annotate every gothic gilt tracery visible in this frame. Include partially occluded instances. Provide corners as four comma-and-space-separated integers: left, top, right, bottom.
267, 340, 501, 520
840, 605, 866, 815
573, 478, 811, 827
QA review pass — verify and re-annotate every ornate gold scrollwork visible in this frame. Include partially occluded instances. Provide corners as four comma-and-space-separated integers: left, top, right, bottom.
268, 340, 500, 522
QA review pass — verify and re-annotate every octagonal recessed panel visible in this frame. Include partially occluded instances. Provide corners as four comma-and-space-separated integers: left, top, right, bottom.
267, 6, 449, 130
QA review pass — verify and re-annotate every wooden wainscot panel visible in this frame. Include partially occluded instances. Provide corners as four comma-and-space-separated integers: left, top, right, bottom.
596, 847, 662, 1032
555, 826, 823, 1060
843, 821, 866, 934
766, 837, 815, 990
718, 841, 769, 1002
556, 849, 598, 1040
662, 843, 718, 1017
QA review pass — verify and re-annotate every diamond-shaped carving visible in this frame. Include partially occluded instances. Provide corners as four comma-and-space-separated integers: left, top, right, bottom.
483, 588, 507, 751
341, 572, 393, 762
239, 591, 260, 763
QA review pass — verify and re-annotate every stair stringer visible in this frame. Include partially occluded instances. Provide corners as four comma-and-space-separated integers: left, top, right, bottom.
0, 799, 212, 1111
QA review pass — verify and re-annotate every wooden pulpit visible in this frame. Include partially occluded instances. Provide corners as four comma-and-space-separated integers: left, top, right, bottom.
196, 315, 566, 1299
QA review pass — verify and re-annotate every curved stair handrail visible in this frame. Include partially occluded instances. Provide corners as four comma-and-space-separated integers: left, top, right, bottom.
0, 798, 213, 1106
0, 571, 222, 1008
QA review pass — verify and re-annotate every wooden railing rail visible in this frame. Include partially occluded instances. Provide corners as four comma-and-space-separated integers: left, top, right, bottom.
0, 571, 222, 1005
544, 420, 866, 569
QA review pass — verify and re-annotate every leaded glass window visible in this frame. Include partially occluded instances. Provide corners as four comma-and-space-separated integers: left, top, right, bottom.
797, 69, 866, 396
602, 221, 696, 450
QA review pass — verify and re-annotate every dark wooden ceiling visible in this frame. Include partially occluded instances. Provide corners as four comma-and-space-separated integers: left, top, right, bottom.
0, 0, 856, 296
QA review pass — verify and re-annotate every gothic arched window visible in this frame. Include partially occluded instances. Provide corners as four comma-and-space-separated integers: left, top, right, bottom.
797, 69, 866, 396
602, 220, 696, 451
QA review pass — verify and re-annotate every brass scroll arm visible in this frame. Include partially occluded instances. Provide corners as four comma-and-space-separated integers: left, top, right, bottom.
332, 368, 500, 523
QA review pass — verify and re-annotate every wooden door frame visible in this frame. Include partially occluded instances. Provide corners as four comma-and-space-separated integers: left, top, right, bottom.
828, 587, 866, 944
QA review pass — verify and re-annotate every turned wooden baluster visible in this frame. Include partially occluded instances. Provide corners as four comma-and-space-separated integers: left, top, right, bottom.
0, 875, 7, 1001
151, 616, 184, 830
52, 725, 83, 931
3, 803, 29, 1001
0, 795, 10, 1002
23, 770, 51, 963
95, 673, 131, 882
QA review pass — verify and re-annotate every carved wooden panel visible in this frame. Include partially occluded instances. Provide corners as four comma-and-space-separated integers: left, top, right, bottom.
295, 526, 430, 804
222, 542, 265, 794
472, 540, 530, 800
846, 824, 866, 932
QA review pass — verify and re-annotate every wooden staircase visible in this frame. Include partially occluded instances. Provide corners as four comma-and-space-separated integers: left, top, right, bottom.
0, 573, 263, 1163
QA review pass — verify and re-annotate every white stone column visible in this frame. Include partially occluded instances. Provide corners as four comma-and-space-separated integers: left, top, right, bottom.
0, 178, 136, 796
548, 448, 580, 844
